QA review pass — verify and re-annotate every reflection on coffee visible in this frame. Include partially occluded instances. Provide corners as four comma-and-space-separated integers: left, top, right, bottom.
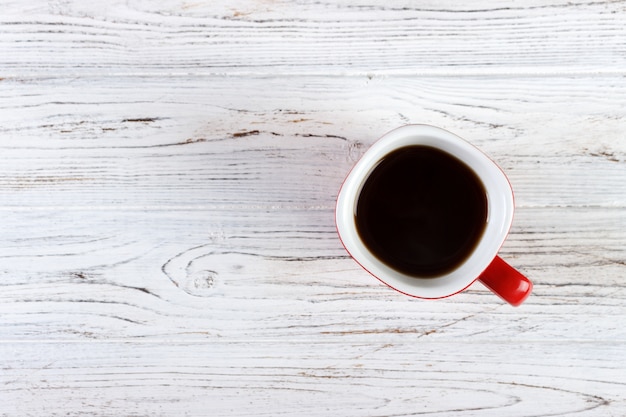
355, 145, 488, 278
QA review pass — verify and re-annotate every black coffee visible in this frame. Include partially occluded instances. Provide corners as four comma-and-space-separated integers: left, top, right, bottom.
355, 145, 487, 278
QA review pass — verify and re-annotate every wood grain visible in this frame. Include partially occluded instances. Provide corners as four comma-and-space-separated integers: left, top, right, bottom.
1, 206, 625, 342
1, 76, 624, 209
1, 0, 625, 76
1, 341, 624, 416
1, 0, 626, 415
5, 150, 623, 414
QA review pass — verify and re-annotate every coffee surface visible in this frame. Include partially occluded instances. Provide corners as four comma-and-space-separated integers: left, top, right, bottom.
355, 145, 488, 277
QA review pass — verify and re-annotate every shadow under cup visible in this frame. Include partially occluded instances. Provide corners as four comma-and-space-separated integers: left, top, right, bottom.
335, 125, 532, 306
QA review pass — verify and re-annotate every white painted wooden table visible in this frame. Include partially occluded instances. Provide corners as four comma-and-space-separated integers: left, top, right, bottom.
1, 1, 626, 415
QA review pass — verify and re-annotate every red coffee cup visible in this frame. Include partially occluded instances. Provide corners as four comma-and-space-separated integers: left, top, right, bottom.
335, 125, 532, 306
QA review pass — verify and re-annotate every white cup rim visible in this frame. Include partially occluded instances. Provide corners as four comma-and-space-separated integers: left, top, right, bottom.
335, 124, 515, 298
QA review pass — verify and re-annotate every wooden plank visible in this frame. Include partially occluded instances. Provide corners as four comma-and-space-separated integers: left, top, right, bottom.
1, 0, 625, 76
1, 207, 624, 341
1, 75, 625, 209
1, 341, 624, 416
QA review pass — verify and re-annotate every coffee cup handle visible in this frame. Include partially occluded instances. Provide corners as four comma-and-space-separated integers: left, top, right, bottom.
478, 256, 532, 306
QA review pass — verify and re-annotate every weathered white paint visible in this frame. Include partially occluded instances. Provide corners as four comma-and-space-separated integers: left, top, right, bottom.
1, 0, 626, 76
1, 0, 625, 416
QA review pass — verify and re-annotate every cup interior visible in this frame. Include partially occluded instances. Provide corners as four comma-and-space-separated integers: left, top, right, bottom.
335, 125, 514, 298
